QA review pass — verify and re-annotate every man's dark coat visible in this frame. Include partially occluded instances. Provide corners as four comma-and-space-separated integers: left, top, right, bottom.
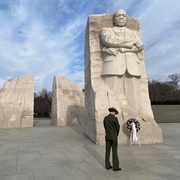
103, 114, 120, 170
104, 114, 120, 140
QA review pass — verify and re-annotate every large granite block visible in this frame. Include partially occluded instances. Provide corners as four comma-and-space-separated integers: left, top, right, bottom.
84, 10, 163, 145
51, 76, 84, 126
0, 74, 34, 128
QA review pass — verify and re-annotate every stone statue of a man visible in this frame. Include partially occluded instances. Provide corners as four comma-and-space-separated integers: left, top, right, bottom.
100, 9, 144, 117
84, 8, 163, 145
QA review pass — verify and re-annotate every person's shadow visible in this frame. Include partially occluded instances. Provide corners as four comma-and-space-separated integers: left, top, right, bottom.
83, 144, 104, 167
122, 123, 130, 139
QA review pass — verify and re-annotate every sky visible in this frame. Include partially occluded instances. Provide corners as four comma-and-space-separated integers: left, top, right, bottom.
0, 0, 180, 93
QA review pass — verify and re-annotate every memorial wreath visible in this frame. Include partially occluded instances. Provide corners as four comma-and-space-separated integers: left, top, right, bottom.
126, 118, 140, 132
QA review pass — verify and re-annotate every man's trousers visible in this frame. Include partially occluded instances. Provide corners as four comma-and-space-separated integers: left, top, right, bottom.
105, 139, 119, 170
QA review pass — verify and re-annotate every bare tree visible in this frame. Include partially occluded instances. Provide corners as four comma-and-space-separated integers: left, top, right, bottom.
34, 88, 52, 117
149, 73, 180, 104
168, 73, 180, 91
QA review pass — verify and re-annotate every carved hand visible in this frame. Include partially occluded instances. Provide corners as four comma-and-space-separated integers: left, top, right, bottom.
134, 40, 144, 51
119, 46, 140, 53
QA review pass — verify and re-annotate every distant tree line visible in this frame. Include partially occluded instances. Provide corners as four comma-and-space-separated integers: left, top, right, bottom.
149, 73, 180, 104
34, 88, 52, 118
33, 73, 180, 117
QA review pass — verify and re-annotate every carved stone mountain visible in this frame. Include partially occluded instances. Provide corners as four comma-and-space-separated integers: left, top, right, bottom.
0, 74, 34, 128
84, 12, 163, 145
51, 76, 84, 126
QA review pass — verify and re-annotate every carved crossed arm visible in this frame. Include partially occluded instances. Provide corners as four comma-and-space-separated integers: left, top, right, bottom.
101, 28, 135, 49
101, 28, 144, 54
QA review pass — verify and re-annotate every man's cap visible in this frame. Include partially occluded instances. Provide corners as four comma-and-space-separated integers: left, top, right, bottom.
108, 107, 119, 114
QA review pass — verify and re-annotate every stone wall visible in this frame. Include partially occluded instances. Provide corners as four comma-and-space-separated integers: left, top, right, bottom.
152, 105, 180, 123
0, 75, 34, 128
51, 76, 84, 126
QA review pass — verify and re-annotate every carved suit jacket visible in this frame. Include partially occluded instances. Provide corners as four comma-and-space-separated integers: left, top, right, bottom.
100, 26, 143, 76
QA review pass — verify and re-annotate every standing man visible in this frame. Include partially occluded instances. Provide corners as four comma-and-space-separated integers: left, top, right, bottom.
103, 107, 121, 171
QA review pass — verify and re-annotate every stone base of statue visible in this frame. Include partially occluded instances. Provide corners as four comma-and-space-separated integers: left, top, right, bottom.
84, 11, 163, 145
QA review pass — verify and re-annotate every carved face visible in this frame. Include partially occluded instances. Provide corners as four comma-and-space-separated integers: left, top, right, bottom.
113, 9, 127, 27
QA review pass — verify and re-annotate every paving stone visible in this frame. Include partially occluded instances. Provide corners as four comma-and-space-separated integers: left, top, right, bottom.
0, 120, 179, 180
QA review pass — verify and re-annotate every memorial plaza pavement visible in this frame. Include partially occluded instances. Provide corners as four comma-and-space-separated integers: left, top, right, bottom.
0, 119, 179, 180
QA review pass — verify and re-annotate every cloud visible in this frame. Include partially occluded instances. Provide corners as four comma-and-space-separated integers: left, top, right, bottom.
0, 0, 180, 92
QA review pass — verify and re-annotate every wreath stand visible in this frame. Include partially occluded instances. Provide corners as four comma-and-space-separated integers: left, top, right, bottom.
130, 122, 140, 146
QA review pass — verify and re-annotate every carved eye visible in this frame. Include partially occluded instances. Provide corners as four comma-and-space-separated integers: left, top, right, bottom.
116, 14, 126, 18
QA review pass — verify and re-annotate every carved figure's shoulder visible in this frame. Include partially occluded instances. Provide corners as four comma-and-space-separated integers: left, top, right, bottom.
126, 27, 139, 34
101, 27, 113, 34
126, 27, 140, 37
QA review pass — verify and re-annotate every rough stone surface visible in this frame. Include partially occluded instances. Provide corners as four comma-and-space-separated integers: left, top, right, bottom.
84, 11, 163, 145
51, 76, 84, 126
0, 74, 34, 128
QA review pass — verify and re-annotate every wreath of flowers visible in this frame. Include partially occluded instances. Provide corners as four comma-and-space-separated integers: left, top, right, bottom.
126, 118, 140, 132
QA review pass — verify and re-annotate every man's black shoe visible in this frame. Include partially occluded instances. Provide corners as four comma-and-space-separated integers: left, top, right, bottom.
113, 168, 122, 171
106, 166, 112, 170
